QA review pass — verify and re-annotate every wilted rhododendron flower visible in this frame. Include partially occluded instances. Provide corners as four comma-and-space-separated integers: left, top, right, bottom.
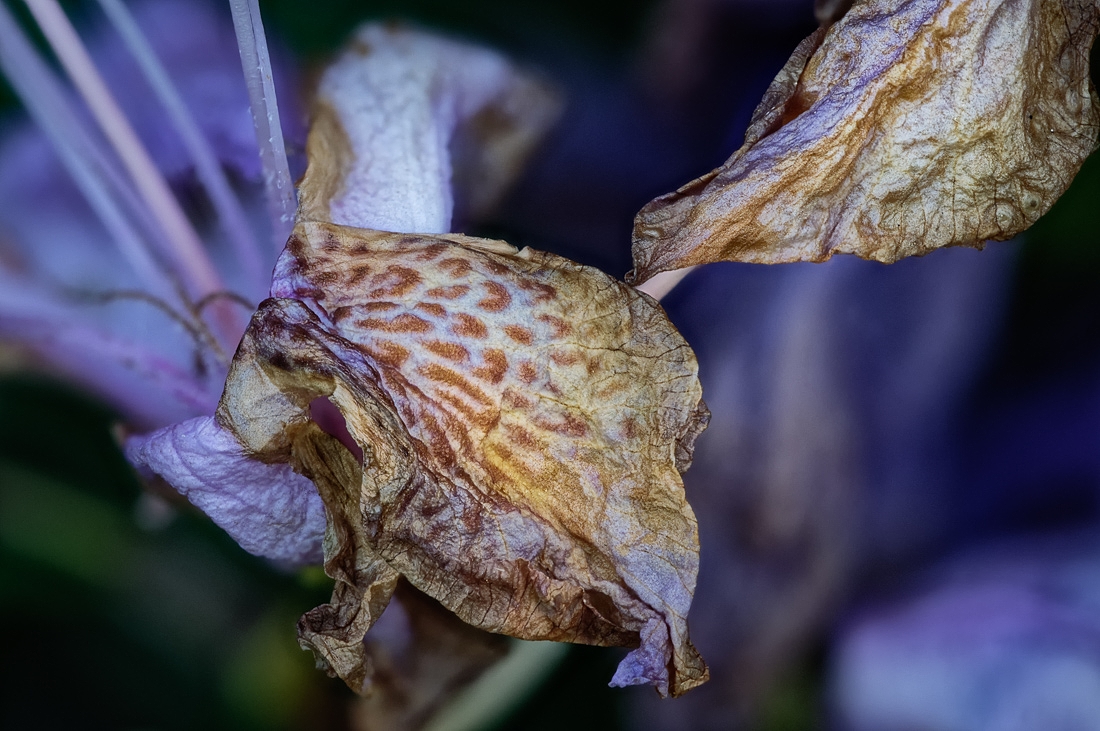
10, 0, 1099, 723
125, 22, 710, 698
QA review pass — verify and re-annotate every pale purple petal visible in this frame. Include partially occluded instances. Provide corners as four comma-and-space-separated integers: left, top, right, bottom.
831, 534, 1100, 731
303, 23, 558, 233
611, 618, 675, 690
126, 415, 325, 565
0, 272, 221, 427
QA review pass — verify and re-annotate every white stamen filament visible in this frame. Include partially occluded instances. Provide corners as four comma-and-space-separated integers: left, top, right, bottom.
0, 2, 176, 304
227, 0, 296, 249
96, 0, 266, 293
22, 0, 242, 346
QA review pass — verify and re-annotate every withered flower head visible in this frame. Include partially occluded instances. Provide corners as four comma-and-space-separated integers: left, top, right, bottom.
129, 23, 709, 698
631, 0, 1100, 280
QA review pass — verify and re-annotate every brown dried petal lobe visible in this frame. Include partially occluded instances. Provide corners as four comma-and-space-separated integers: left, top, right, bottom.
350, 581, 511, 730
630, 0, 1100, 281
218, 220, 710, 697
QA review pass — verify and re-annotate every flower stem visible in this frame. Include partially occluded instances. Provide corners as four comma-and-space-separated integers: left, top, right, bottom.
638, 266, 696, 301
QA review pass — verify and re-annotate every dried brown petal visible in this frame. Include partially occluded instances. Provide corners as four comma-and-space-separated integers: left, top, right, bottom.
349, 581, 511, 731
631, 0, 1100, 280
217, 220, 709, 697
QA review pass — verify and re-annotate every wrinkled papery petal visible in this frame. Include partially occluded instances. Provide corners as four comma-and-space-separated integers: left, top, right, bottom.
215, 219, 709, 697
126, 415, 325, 565
297, 23, 560, 234
630, 0, 1100, 279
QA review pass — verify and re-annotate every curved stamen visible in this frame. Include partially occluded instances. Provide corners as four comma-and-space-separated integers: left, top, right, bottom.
22, 0, 244, 348
96, 0, 267, 294
74, 288, 228, 369
0, 2, 177, 305
193, 291, 257, 316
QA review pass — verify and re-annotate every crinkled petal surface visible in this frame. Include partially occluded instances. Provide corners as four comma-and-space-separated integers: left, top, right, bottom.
126, 415, 326, 565
298, 23, 560, 234
217, 219, 709, 697
631, 0, 1100, 279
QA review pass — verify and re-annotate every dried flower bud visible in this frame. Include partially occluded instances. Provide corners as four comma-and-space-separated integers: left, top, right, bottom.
216, 219, 709, 697
631, 0, 1100, 280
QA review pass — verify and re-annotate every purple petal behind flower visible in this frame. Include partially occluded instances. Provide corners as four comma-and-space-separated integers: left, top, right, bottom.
126, 415, 325, 566
830, 533, 1100, 731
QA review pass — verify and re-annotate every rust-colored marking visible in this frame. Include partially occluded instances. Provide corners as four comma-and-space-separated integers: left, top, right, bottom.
473, 349, 508, 384
287, 234, 306, 257
434, 389, 493, 430
347, 265, 373, 286
502, 390, 533, 410
536, 314, 572, 338
586, 358, 601, 376
483, 442, 536, 482
517, 361, 538, 384
621, 416, 638, 440
418, 363, 494, 408
504, 423, 539, 450
369, 265, 423, 298
478, 282, 512, 312
425, 284, 470, 300
425, 340, 470, 362
597, 380, 626, 400
361, 301, 401, 312
415, 242, 450, 260
503, 325, 534, 345
358, 313, 433, 333
415, 302, 447, 318
534, 412, 588, 438
292, 286, 325, 301
366, 341, 411, 368
453, 313, 488, 339
415, 409, 452, 462
459, 505, 483, 535
439, 257, 474, 278
484, 259, 510, 276
517, 279, 558, 303
550, 351, 579, 367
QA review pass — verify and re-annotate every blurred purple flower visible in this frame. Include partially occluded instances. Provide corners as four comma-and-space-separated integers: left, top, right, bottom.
0, 0, 300, 430
831, 532, 1100, 731
0, 0, 327, 563
623, 244, 1016, 730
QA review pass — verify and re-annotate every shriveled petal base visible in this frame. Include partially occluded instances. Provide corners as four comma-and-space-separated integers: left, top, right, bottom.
217, 220, 709, 697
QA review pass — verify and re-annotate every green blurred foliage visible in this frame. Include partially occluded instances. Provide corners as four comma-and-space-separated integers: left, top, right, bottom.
0, 377, 351, 731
